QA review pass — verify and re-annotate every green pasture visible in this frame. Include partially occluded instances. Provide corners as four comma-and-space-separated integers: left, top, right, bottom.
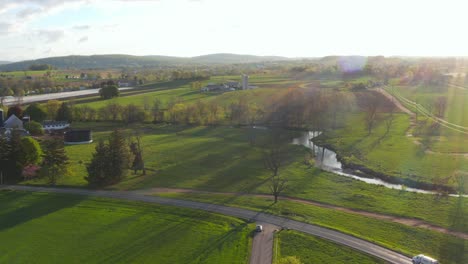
0, 190, 252, 264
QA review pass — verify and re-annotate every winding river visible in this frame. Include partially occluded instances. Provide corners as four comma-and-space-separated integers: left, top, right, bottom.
292, 131, 467, 197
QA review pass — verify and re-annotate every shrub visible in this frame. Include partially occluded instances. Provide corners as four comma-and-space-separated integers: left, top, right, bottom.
24, 121, 44, 136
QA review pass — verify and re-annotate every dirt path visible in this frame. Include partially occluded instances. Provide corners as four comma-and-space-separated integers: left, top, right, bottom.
141, 188, 468, 240
250, 223, 278, 264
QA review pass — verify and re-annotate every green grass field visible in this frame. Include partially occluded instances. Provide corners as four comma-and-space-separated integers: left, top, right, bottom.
24, 123, 468, 232
317, 113, 468, 187
0, 190, 252, 264
275, 230, 385, 264
156, 192, 467, 264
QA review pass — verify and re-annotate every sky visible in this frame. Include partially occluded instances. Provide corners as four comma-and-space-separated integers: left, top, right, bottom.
2, 0, 468, 61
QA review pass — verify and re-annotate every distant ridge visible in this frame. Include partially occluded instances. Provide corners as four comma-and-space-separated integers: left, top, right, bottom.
0, 61, 11, 65
0, 53, 289, 71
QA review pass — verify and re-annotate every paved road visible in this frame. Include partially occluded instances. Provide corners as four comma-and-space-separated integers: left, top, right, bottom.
1, 185, 412, 264
1, 87, 135, 106
250, 223, 277, 264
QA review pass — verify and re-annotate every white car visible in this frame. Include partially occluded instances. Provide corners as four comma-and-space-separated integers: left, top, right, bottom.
412, 254, 438, 264
255, 225, 263, 232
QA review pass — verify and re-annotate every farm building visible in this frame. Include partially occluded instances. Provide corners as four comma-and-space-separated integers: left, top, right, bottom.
64, 130, 93, 144
42, 121, 70, 132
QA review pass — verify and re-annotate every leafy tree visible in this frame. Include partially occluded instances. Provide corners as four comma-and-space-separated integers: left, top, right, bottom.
19, 137, 42, 166
122, 104, 146, 124
99, 85, 119, 99
0, 87, 13, 106
1, 131, 23, 182
107, 129, 132, 181
45, 100, 61, 120
0, 137, 12, 184
86, 130, 132, 187
24, 121, 44, 136
39, 138, 69, 185
29, 64, 53, 71
85, 140, 109, 187
56, 102, 73, 122
7, 105, 23, 118
151, 99, 164, 123
24, 103, 47, 122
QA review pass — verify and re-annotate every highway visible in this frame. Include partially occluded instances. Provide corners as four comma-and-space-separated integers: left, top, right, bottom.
1, 185, 412, 264
1, 87, 135, 106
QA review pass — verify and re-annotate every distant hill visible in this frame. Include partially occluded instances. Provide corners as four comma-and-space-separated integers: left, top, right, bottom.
0, 61, 11, 65
0, 53, 290, 71
191, 53, 287, 64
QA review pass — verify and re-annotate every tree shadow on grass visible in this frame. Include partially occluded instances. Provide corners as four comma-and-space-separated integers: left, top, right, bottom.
0, 192, 84, 232
438, 196, 467, 264
93, 203, 256, 264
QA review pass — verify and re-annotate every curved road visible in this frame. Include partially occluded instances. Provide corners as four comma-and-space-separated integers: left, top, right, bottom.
1, 185, 412, 264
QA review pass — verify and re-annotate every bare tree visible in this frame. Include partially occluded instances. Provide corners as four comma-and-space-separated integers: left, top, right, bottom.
384, 105, 396, 136
263, 145, 285, 176
269, 174, 288, 203
433, 96, 447, 118
130, 133, 145, 175
363, 94, 380, 135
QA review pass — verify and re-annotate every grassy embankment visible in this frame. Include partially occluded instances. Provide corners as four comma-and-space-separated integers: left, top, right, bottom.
316, 112, 468, 189
0, 190, 252, 264
275, 230, 386, 264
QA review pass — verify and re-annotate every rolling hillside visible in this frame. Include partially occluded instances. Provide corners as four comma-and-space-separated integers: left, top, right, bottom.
0, 53, 289, 71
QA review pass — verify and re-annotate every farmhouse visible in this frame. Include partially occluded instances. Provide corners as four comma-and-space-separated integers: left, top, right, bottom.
0, 114, 30, 138
3, 114, 23, 129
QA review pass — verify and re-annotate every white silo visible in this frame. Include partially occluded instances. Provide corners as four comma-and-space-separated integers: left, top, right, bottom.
242, 74, 249, 90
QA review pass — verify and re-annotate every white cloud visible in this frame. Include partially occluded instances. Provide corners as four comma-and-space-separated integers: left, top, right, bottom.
38, 29, 65, 43
73, 25, 91, 30
0, 22, 15, 34
78, 36, 88, 43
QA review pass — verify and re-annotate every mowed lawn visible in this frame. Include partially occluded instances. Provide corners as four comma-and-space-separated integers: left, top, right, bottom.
0, 190, 252, 264
276, 230, 385, 264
